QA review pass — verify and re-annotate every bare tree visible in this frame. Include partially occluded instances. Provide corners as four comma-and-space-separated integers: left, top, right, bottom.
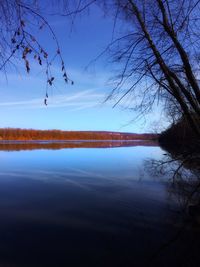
113, 0, 200, 135
64, 0, 200, 136
0, 0, 74, 104
1, 0, 200, 136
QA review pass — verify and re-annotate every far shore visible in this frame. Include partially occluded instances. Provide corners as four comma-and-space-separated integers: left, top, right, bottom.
0, 128, 158, 142
0, 139, 156, 142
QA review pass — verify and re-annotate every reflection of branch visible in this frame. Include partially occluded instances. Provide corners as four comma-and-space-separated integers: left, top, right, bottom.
145, 147, 200, 257
171, 157, 192, 182
149, 223, 185, 264
184, 182, 200, 210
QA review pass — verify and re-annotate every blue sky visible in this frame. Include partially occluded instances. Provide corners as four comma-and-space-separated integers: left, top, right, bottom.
0, 4, 167, 133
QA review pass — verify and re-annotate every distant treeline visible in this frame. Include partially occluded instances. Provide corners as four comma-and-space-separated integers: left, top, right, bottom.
0, 128, 157, 141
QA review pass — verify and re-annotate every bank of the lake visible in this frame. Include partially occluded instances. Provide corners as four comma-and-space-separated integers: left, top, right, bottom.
159, 116, 200, 153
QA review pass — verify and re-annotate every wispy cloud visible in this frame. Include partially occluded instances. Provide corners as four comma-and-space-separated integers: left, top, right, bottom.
0, 89, 106, 111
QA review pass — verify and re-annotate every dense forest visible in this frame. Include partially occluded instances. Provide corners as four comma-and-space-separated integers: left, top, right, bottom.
0, 128, 157, 141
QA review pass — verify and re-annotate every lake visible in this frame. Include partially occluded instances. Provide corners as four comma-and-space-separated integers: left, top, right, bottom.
0, 141, 199, 267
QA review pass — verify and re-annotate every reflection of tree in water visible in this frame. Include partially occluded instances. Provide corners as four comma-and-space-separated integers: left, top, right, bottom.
147, 147, 200, 216
145, 146, 200, 265
0, 140, 157, 151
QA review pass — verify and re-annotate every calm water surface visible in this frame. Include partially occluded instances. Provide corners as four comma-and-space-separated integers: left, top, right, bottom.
0, 142, 199, 267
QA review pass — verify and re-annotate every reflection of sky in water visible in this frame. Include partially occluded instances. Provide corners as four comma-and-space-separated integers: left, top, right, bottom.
0, 146, 164, 179
0, 146, 168, 203
0, 145, 193, 267
0, 146, 174, 230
